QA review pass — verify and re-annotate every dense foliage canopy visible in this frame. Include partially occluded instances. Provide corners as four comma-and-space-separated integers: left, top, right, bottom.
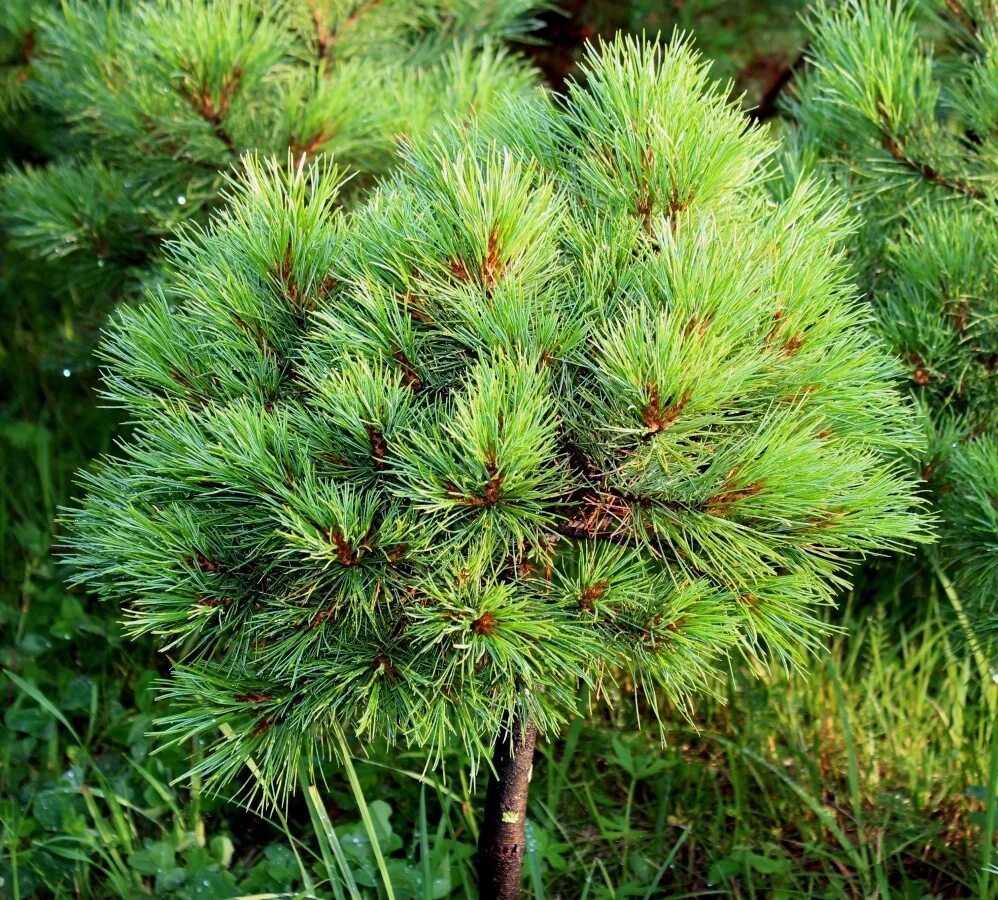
789, 0, 997, 606
67, 36, 931, 796
1, 0, 541, 310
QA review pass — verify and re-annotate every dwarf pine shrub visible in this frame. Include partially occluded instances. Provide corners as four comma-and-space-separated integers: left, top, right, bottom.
1, 0, 541, 307
789, 0, 997, 608
68, 34, 932, 893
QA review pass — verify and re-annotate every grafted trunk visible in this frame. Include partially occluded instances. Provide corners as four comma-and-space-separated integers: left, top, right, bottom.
477, 717, 538, 900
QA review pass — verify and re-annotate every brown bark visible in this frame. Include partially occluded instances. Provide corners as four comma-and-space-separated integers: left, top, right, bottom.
477, 717, 538, 900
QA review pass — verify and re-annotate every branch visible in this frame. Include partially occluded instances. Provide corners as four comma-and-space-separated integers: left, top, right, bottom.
177, 68, 242, 156
552, 520, 640, 548
308, 1, 333, 63
945, 0, 981, 40
750, 46, 808, 123
309, 0, 384, 65
879, 119, 985, 199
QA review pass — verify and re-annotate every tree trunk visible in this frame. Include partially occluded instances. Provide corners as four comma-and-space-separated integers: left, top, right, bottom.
477, 717, 538, 900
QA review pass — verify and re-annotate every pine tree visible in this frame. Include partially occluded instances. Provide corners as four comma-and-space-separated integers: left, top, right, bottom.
67, 36, 932, 897
787, 0, 998, 620
1, 0, 542, 330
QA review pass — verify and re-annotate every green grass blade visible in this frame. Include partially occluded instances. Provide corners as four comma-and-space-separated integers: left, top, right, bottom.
827, 659, 865, 847
219, 723, 315, 895
731, 743, 865, 874
642, 827, 689, 900
525, 818, 545, 899
980, 716, 998, 897
299, 770, 357, 900
333, 726, 396, 900
418, 785, 433, 900
4, 669, 81, 741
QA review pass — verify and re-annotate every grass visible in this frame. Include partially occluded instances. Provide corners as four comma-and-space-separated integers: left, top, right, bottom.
526, 586, 998, 898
